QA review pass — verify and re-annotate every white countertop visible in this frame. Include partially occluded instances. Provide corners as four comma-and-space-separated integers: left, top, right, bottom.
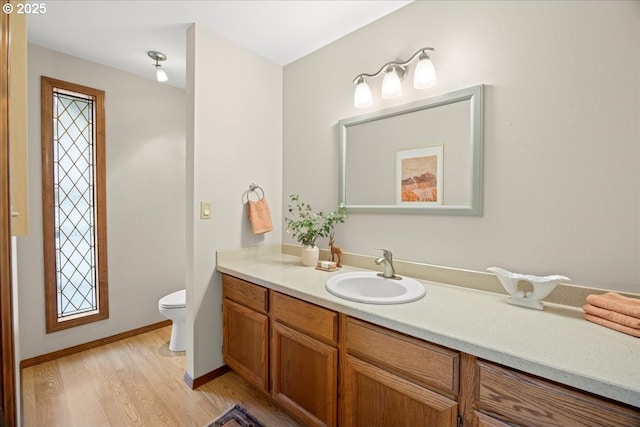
216, 247, 640, 408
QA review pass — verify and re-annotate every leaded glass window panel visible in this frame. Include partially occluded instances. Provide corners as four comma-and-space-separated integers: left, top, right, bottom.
41, 77, 109, 332
53, 90, 97, 318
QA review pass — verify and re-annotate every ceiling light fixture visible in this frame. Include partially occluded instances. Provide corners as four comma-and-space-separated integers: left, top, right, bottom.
352, 47, 437, 108
147, 50, 168, 82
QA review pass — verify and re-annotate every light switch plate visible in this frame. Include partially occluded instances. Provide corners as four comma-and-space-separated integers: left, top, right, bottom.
200, 201, 212, 219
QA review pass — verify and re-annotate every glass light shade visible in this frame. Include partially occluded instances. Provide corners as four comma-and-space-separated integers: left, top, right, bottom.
354, 79, 373, 108
156, 67, 168, 82
381, 68, 402, 99
413, 57, 437, 89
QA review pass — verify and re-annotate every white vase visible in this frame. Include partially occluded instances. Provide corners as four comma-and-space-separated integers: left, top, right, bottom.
301, 245, 319, 267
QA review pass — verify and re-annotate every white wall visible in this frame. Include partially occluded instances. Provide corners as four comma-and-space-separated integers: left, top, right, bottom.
283, 1, 640, 293
186, 24, 282, 379
18, 44, 186, 360
11, 237, 20, 426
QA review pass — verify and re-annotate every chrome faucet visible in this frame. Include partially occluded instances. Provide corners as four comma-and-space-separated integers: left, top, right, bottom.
375, 248, 401, 279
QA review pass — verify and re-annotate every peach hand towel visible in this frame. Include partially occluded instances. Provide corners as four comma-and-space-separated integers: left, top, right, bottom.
247, 198, 273, 234
582, 304, 640, 329
584, 313, 640, 338
586, 292, 640, 319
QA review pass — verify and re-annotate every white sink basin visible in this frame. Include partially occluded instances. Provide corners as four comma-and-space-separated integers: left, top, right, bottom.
325, 271, 426, 304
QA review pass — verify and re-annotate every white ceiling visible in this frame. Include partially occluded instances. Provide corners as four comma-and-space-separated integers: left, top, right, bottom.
26, 0, 412, 88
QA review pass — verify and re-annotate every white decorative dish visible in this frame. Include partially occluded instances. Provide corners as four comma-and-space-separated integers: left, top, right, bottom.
487, 267, 570, 310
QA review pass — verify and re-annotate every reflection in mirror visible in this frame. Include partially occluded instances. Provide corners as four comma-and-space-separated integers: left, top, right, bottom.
339, 85, 483, 215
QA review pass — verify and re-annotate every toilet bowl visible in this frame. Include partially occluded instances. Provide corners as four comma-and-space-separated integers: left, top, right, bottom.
158, 289, 186, 352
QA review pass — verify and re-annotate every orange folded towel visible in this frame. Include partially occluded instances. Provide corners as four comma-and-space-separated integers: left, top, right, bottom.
582, 304, 640, 329
586, 292, 640, 319
247, 198, 273, 234
584, 313, 640, 338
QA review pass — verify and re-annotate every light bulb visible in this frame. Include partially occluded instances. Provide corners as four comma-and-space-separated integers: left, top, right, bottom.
381, 66, 402, 99
353, 77, 372, 108
156, 67, 168, 82
413, 53, 436, 89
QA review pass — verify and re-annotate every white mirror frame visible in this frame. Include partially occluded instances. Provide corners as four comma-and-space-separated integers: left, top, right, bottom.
338, 84, 484, 215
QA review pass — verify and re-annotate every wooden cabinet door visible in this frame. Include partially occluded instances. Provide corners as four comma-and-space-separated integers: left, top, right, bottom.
473, 411, 512, 427
271, 321, 338, 427
343, 355, 458, 427
222, 298, 269, 392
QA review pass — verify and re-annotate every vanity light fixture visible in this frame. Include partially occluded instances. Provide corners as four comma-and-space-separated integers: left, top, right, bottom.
353, 76, 373, 108
147, 50, 168, 82
353, 47, 437, 108
381, 65, 404, 99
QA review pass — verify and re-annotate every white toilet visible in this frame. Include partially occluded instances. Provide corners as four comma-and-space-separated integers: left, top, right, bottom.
158, 289, 186, 352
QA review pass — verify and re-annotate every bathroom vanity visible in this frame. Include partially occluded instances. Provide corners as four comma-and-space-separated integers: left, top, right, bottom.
217, 246, 640, 427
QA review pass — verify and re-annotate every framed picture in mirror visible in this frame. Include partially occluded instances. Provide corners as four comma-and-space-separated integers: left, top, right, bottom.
396, 145, 443, 205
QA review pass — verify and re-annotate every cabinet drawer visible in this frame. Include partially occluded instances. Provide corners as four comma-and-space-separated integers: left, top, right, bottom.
477, 360, 640, 427
222, 275, 268, 314
346, 317, 459, 396
344, 355, 458, 427
271, 291, 338, 346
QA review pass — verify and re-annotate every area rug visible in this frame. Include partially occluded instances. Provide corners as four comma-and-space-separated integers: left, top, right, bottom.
205, 404, 266, 427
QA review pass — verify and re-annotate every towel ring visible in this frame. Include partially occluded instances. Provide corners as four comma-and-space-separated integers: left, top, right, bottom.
242, 183, 265, 203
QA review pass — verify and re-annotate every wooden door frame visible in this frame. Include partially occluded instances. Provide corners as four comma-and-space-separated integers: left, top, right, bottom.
0, 1, 17, 425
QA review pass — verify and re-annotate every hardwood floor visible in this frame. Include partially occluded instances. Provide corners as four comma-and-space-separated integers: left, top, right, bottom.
21, 326, 301, 427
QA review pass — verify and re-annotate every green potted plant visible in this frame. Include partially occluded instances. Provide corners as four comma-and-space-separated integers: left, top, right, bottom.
284, 193, 347, 266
